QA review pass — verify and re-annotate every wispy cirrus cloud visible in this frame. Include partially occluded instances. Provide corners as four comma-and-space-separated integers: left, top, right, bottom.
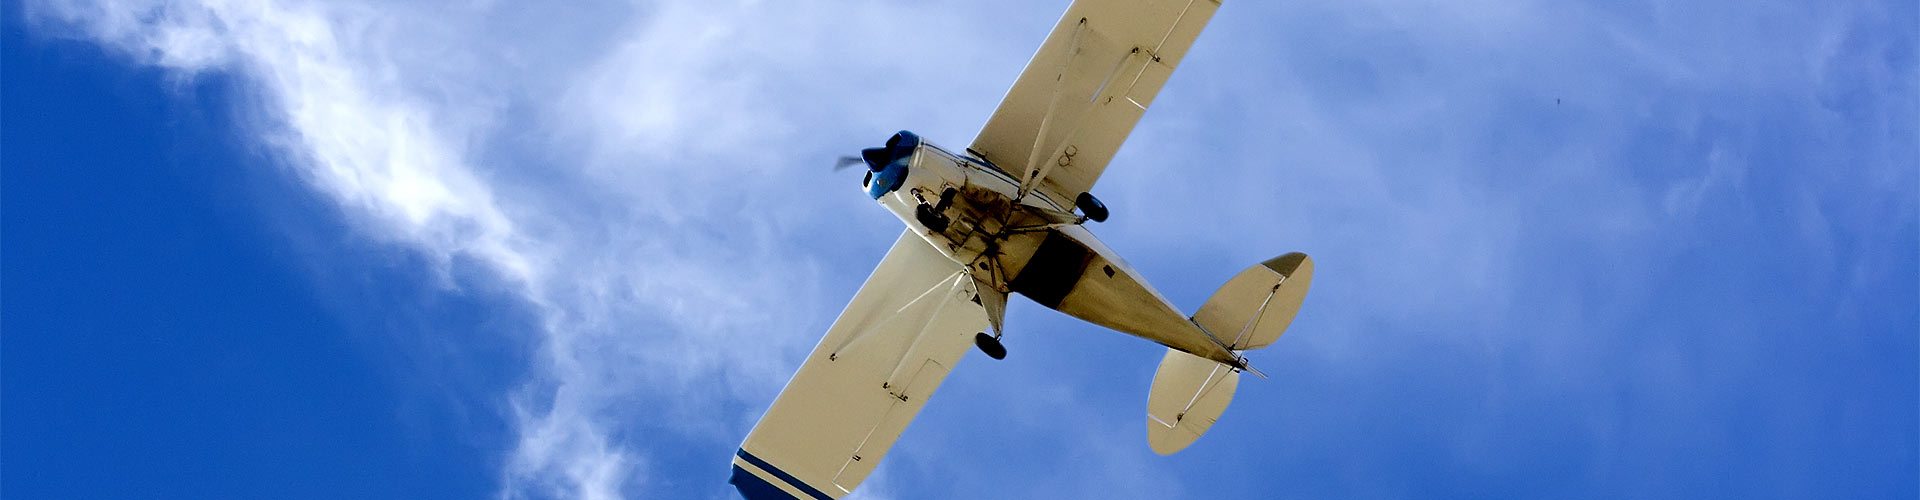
23, 0, 1069, 497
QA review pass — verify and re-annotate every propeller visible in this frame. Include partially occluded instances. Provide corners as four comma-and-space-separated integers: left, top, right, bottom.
845, 131, 920, 198
834, 147, 891, 171
834, 155, 866, 171
834, 134, 916, 173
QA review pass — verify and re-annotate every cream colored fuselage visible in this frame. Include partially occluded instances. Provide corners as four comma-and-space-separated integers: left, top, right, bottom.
867, 141, 1239, 366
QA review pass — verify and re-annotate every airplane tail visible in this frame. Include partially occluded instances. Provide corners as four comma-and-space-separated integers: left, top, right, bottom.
1145, 253, 1313, 455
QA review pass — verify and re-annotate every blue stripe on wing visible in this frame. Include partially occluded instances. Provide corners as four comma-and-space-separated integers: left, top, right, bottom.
730, 449, 836, 500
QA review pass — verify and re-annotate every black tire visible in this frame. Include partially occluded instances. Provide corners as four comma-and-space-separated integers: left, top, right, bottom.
974, 332, 1007, 360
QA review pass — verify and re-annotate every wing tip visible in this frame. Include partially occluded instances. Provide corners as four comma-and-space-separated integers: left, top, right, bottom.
732, 449, 838, 500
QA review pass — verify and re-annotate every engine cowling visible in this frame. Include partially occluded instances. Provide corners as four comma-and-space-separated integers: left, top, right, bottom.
862, 131, 920, 199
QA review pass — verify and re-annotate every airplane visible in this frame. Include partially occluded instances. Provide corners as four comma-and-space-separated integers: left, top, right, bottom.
730, 0, 1312, 498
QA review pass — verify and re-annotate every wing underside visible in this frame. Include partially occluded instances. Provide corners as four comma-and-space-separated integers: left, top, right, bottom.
733, 231, 988, 499
969, 0, 1220, 202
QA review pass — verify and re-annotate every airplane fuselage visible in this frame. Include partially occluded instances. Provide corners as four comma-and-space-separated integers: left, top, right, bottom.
863, 132, 1242, 366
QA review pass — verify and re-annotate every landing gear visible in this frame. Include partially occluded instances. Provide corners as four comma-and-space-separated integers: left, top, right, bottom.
974, 332, 1006, 360
1075, 192, 1109, 223
915, 203, 951, 233
915, 187, 959, 233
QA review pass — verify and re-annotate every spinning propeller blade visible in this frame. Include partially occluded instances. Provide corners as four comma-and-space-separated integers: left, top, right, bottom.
837, 132, 921, 173
835, 156, 866, 170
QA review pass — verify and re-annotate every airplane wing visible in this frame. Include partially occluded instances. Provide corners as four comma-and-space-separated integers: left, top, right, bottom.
968, 0, 1220, 202
732, 231, 989, 499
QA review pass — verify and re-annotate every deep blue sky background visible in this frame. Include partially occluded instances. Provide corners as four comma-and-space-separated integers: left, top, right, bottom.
4, 29, 528, 497
5, 0, 1918, 499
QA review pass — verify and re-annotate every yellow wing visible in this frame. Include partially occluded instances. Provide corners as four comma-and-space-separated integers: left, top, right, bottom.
969, 0, 1221, 202
732, 231, 988, 499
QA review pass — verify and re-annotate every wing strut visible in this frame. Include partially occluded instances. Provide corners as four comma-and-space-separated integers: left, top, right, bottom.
829, 267, 970, 361
1016, 17, 1088, 201
1018, 42, 1156, 202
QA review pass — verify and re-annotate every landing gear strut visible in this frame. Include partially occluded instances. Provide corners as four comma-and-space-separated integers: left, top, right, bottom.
915, 187, 959, 233
974, 332, 1006, 360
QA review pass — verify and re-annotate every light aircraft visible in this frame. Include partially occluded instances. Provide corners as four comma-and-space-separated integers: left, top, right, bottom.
731, 0, 1311, 497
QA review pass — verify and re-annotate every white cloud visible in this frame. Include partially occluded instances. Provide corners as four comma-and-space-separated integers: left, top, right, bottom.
22, 0, 1067, 496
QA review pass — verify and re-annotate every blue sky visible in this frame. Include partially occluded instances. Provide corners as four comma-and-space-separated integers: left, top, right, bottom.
4, 0, 1915, 499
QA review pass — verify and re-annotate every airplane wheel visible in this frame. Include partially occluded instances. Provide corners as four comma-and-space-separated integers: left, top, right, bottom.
974, 332, 1007, 360
915, 204, 951, 233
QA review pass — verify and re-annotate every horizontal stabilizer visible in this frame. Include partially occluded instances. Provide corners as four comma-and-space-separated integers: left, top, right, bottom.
1145, 348, 1240, 455
1192, 253, 1313, 350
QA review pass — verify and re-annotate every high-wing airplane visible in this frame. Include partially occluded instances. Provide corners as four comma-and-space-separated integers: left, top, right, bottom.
730, 1, 1312, 497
